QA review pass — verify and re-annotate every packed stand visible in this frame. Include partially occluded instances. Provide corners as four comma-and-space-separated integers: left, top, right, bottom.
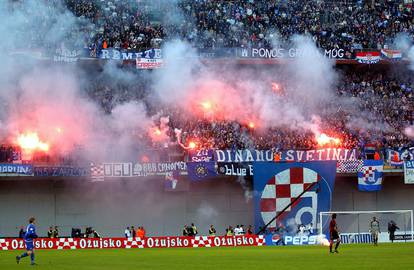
65, 0, 414, 53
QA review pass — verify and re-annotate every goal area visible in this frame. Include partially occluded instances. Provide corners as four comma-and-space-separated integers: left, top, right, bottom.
319, 210, 414, 244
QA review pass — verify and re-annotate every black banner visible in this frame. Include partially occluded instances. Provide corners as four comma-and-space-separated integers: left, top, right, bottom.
217, 162, 253, 177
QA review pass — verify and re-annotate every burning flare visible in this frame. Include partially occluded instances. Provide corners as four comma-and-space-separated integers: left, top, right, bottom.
188, 141, 197, 149
16, 132, 49, 152
316, 133, 341, 147
201, 101, 212, 110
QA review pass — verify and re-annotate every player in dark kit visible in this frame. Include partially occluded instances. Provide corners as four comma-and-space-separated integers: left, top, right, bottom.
16, 217, 38, 265
329, 213, 340, 254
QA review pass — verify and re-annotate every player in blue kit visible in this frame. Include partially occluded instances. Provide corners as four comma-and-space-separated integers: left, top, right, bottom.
16, 217, 38, 265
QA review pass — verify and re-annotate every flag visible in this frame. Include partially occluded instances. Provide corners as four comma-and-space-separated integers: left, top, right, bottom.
90, 163, 104, 182
336, 160, 363, 173
186, 162, 217, 181
357, 160, 383, 191
253, 161, 336, 239
381, 49, 402, 59
165, 170, 179, 190
356, 51, 381, 64
404, 161, 414, 184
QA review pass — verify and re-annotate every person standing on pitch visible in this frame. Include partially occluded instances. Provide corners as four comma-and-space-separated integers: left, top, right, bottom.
369, 217, 380, 245
388, 220, 399, 243
329, 213, 340, 254
16, 217, 38, 265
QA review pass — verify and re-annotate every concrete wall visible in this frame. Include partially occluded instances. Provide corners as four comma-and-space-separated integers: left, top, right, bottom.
0, 177, 253, 237
1, 174, 414, 237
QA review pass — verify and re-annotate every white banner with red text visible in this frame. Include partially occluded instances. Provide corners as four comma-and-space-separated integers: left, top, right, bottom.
0, 235, 265, 250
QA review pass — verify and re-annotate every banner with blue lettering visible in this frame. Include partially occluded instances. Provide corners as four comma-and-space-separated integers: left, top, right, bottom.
34, 167, 89, 177
186, 162, 217, 181
214, 148, 357, 162
358, 160, 383, 191
253, 161, 336, 246
0, 164, 33, 176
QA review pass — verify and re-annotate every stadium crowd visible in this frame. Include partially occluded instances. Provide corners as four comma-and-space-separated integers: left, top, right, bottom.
2, 0, 414, 163
61, 0, 414, 53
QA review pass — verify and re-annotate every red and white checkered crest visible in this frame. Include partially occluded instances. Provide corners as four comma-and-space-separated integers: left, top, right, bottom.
255, 235, 265, 246
191, 236, 212, 248
124, 237, 145, 249
260, 167, 320, 228
0, 239, 9, 250
56, 238, 77, 250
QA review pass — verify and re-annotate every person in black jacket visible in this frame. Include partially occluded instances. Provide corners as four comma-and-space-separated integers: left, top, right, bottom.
18, 227, 25, 238
183, 225, 189, 236
388, 221, 399, 243
47, 227, 53, 238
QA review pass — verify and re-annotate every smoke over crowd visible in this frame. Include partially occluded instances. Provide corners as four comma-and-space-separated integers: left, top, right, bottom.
0, 0, 411, 165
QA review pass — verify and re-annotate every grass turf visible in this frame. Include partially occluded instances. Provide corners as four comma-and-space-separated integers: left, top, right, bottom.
1, 243, 413, 270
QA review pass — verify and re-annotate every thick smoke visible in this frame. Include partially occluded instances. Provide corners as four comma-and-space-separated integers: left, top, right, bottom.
394, 33, 414, 138
153, 36, 341, 138
0, 0, 159, 162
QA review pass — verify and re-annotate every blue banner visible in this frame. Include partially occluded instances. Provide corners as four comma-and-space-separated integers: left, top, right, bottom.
0, 164, 33, 176
358, 160, 383, 191
33, 167, 89, 177
253, 161, 336, 244
186, 162, 217, 181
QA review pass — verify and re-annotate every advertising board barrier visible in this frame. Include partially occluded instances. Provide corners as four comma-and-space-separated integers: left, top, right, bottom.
0, 235, 265, 250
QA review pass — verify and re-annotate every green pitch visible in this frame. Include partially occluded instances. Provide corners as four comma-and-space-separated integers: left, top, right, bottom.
1, 243, 413, 270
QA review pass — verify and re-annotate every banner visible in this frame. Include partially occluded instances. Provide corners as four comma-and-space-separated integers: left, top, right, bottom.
358, 160, 383, 191
53, 45, 81, 63
197, 48, 236, 58
0, 235, 265, 250
34, 167, 89, 177
103, 162, 187, 178
100, 48, 161, 61
215, 148, 357, 162
385, 147, 414, 167
381, 49, 402, 60
238, 47, 346, 59
136, 58, 163, 69
336, 160, 364, 173
217, 162, 253, 177
404, 161, 414, 184
189, 149, 214, 162
186, 162, 217, 181
356, 51, 381, 64
340, 233, 372, 244
253, 161, 336, 240
0, 164, 33, 176
264, 231, 324, 246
